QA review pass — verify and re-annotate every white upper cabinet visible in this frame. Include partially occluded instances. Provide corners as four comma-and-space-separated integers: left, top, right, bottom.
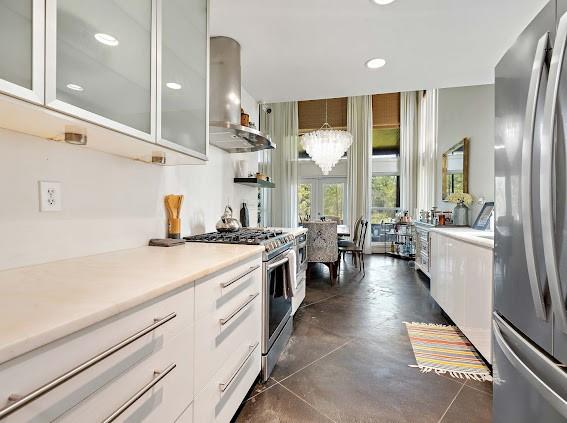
157, 0, 208, 160
45, 0, 155, 142
0, 0, 44, 103
0, 0, 208, 162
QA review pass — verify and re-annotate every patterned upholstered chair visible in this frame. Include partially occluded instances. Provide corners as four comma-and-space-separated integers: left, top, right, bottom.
304, 221, 339, 284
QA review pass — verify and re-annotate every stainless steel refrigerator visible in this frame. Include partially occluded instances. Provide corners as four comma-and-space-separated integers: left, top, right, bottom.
495, 1, 567, 421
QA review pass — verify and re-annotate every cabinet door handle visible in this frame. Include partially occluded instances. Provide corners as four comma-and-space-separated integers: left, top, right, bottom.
221, 265, 260, 288
521, 32, 549, 321
541, 10, 567, 333
219, 343, 259, 393
0, 312, 176, 419
220, 293, 259, 326
102, 363, 176, 423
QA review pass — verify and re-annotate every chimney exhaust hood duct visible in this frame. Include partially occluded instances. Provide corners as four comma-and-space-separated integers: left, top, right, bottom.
209, 37, 275, 153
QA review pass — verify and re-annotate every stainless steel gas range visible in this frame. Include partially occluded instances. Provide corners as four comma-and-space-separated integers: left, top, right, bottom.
184, 229, 295, 382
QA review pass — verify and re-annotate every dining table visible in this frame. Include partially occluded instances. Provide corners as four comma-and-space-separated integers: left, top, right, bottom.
337, 224, 351, 237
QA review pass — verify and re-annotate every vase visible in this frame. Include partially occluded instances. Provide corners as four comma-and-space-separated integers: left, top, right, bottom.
453, 201, 469, 226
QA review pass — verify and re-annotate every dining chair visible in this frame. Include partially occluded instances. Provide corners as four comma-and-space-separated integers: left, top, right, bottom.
339, 220, 369, 274
338, 216, 363, 252
304, 221, 339, 285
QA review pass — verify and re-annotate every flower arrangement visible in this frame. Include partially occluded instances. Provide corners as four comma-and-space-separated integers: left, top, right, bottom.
446, 192, 473, 207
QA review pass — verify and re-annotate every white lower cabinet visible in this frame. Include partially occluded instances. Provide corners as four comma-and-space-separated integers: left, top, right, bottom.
194, 346, 261, 423
194, 256, 263, 422
430, 232, 493, 363
175, 403, 194, 423
0, 254, 263, 423
56, 327, 194, 422
0, 284, 194, 422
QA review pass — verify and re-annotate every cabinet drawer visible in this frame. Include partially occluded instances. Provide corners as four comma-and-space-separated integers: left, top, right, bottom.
57, 326, 194, 422
194, 344, 261, 423
195, 295, 261, 392
195, 258, 262, 321
0, 285, 194, 422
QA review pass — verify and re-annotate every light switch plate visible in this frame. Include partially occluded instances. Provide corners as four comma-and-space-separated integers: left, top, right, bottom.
39, 181, 62, 212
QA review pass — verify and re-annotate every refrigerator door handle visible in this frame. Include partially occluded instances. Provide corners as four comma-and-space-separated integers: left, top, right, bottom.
541, 11, 567, 333
522, 32, 549, 321
493, 314, 567, 419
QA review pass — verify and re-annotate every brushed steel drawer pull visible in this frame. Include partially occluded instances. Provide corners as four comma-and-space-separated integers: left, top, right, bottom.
220, 265, 260, 288
220, 293, 259, 326
219, 343, 259, 393
102, 363, 176, 423
0, 312, 176, 419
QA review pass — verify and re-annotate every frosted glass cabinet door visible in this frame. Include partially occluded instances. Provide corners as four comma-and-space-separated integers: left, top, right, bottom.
46, 0, 155, 141
157, 0, 208, 159
0, 0, 44, 103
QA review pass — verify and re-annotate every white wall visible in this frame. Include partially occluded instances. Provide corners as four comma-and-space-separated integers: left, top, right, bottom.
436, 84, 495, 222
0, 90, 259, 271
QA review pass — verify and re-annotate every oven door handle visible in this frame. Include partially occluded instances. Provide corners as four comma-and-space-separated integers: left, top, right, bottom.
267, 256, 289, 271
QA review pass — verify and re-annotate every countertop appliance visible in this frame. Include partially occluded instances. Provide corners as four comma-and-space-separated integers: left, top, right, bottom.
185, 228, 294, 381
495, 2, 567, 420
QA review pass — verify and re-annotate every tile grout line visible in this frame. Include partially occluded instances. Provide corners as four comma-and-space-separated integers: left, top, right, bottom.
277, 381, 338, 423
462, 381, 492, 397
273, 339, 353, 385
247, 329, 352, 402
299, 294, 340, 309
245, 377, 280, 401
437, 382, 466, 423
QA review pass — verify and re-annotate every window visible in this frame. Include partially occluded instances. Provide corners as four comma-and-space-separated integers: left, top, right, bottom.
298, 183, 312, 219
322, 182, 344, 220
372, 93, 400, 156
371, 174, 401, 242
299, 178, 346, 222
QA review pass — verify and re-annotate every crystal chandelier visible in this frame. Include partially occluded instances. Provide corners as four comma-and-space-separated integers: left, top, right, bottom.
300, 100, 353, 175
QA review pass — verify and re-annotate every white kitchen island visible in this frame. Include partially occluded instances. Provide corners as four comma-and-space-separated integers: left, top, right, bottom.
429, 228, 494, 363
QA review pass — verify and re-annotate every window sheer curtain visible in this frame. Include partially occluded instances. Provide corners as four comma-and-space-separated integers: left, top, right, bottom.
400, 91, 418, 214
347, 95, 372, 253
259, 102, 299, 228
416, 90, 438, 212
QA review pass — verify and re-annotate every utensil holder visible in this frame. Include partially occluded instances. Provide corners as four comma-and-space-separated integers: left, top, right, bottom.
168, 218, 181, 239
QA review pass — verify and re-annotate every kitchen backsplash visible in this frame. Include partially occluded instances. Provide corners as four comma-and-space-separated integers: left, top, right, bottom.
0, 91, 259, 271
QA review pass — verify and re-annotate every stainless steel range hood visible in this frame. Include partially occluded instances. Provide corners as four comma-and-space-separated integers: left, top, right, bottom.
209, 37, 274, 152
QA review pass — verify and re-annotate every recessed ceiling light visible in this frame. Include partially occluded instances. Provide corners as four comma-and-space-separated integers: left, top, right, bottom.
371, 0, 395, 4
365, 58, 386, 69
94, 33, 119, 46
66, 83, 84, 91
166, 82, 182, 90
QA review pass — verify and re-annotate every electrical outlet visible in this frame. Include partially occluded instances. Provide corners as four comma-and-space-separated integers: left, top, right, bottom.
39, 181, 62, 212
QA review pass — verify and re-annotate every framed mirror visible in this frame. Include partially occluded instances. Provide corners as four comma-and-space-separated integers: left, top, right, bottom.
442, 137, 469, 200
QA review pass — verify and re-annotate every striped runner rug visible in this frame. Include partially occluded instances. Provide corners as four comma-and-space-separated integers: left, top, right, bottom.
404, 322, 492, 382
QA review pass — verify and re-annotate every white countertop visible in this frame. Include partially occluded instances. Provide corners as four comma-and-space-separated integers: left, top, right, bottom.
430, 227, 494, 249
0, 243, 264, 365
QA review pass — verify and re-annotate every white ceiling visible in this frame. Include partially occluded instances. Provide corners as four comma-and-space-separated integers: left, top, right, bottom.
210, 0, 547, 103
